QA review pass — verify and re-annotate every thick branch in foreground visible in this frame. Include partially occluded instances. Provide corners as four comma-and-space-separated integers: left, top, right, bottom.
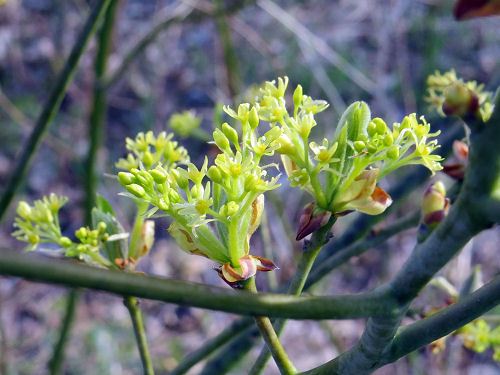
0, 249, 392, 319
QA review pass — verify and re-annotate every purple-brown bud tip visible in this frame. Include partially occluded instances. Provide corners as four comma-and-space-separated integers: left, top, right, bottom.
296, 203, 332, 241
422, 181, 450, 227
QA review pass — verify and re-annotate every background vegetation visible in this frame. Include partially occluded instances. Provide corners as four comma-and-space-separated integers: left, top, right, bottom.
0, 0, 500, 374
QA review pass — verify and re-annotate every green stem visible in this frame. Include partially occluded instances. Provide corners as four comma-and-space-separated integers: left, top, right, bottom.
214, 0, 241, 100
160, 125, 464, 374
0, 248, 391, 319
85, 0, 120, 224
104, 1, 255, 89
243, 277, 298, 375
123, 296, 154, 375
48, 289, 80, 375
171, 317, 255, 375
129, 201, 148, 259
0, 0, 113, 222
249, 217, 336, 375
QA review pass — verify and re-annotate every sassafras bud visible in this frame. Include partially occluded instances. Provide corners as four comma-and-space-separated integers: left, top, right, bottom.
249, 107, 259, 129
126, 184, 146, 198
222, 123, 239, 145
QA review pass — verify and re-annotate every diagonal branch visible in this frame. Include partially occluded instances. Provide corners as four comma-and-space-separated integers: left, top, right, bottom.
0, 0, 113, 222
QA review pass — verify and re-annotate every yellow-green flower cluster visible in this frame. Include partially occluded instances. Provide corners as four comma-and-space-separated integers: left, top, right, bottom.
253, 77, 442, 220
116, 130, 189, 171
168, 110, 204, 139
458, 319, 500, 361
12, 195, 117, 268
116, 110, 281, 282
426, 69, 494, 122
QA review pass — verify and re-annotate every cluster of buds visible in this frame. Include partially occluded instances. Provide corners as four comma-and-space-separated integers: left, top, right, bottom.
253, 77, 443, 239
115, 130, 189, 172
426, 69, 494, 122
117, 105, 282, 284
168, 110, 207, 140
458, 319, 500, 361
11, 195, 131, 269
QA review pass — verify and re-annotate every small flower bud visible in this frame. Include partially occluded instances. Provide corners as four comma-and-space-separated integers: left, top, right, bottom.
75, 227, 87, 240
172, 168, 189, 190
229, 163, 242, 177
387, 145, 399, 159
249, 107, 259, 129
213, 129, 230, 151
367, 121, 377, 137
126, 184, 146, 198
372, 118, 387, 135
168, 190, 182, 203
400, 116, 411, 130
142, 151, 154, 168
226, 201, 240, 216
17, 202, 32, 220
422, 181, 450, 228
244, 174, 258, 192
150, 168, 167, 185
264, 126, 282, 143
29, 233, 40, 244
383, 133, 394, 147
158, 197, 170, 211
442, 82, 479, 117
353, 141, 366, 153
97, 221, 107, 234
293, 84, 303, 109
41, 209, 53, 223
237, 103, 250, 121
222, 123, 239, 145
276, 135, 295, 155
59, 236, 72, 247
208, 166, 223, 184
195, 199, 210, 214
366, 142, 378, 154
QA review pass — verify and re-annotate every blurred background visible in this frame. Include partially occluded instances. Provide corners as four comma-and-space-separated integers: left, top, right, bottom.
1, 0, 500, 374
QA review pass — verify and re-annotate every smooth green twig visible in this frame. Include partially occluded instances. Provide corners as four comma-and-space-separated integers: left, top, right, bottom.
103, 1, 255, 90
85, 0, 120, 223
243, 277, 298, 375
214, 0, 242, 99
49, 4, 120, 373
179, 205, 420, 375
257, 0, 376, 94
48, 289, 81, 375
0, 0, 113, 222
250, 216, 337, 375
171, 317, 255, 375
300, 88, 500, 375
124, 296, 155, 375
0, 249, 392, 319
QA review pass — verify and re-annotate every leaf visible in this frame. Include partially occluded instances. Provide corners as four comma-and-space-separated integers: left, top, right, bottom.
91, 208, 129, 262
96, 195, 116, 216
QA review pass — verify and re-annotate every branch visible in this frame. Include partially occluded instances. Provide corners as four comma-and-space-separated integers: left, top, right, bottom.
0, 249, 391, 320
0, 0, 113, 222
103, 0, 255, 89
385, 275, 500, 363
